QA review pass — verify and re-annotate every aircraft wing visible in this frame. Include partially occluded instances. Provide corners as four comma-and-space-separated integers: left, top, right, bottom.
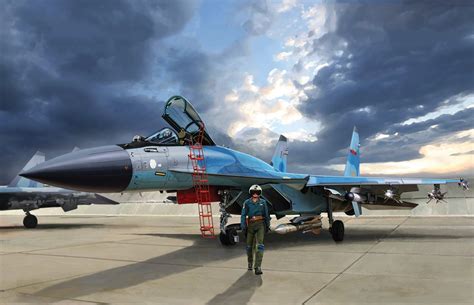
308, 175, 458, 192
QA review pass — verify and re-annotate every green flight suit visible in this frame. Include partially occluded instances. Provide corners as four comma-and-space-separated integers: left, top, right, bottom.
241, 197, 270, 269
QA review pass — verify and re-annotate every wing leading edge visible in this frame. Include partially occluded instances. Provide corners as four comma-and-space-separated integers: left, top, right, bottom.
307, 175, 459, 187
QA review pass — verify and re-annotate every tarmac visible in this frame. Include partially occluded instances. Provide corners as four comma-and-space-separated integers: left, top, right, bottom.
1, 215, 473, 304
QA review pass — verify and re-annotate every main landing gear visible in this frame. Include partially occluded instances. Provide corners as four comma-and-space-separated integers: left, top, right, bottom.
219, 224, 240, 246
327, 199, 344, 242
218, 190, 241, 246
23, 212, 38, 229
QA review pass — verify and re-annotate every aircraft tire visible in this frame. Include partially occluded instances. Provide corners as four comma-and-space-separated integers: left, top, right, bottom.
331, 220, 344, 242
23, 214, 38, 229
219, 232, 230, 245
219, 228, 237, 246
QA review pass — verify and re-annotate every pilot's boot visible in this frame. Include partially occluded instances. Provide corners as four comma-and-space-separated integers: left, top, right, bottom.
254, 243, 264, 275
246, 245, 253, 270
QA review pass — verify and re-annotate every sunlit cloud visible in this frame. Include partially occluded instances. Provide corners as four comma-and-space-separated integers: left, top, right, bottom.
402, 94, 474, 126
328, 130, 474, 176
225, 69, 320, 141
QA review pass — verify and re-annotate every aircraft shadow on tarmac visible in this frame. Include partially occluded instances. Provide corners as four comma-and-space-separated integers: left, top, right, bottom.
32, 226, 472, 301
34, 234, 250, 300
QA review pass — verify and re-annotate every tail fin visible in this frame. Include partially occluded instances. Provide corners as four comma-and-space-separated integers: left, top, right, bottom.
343, 127, 360, 177
8, 151, 45, 187
271, 135, 289, 172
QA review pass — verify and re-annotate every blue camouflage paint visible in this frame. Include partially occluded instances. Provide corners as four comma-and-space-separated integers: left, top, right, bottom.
344, 127, 360, 177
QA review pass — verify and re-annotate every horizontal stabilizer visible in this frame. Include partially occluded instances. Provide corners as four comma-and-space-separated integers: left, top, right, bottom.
89, 194, 120, 205
362, 201, 418, 210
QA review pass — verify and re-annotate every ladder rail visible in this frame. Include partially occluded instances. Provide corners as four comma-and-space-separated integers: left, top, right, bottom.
189, 122, 215, 238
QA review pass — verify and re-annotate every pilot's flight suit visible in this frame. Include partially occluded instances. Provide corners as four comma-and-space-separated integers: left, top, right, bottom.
240, 197, 270, 270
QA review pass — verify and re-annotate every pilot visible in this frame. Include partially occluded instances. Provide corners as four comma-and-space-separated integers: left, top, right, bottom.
240, 184, 270, 275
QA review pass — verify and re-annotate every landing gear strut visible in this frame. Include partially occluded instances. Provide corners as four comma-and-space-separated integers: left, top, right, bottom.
23, 212, 38, 229
327, 199, 344, 242
218, 190, 240, 246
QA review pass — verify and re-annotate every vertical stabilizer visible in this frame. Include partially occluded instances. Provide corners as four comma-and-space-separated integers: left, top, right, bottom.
271, 135, 289, 172
343, 127, 360, 177
9, 151, 45, 187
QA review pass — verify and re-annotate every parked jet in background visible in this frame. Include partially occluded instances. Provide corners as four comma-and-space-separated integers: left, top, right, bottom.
20, 96, 467, 243
1, 151, 118, 228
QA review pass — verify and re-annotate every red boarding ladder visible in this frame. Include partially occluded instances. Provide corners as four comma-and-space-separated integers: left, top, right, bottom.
188, 123, 215, 238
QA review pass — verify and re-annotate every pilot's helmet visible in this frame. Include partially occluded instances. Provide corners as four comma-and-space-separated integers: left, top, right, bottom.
249, 184, 262, 195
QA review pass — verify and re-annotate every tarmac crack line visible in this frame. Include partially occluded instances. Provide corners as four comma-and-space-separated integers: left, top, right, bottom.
301, 216, 410, 305
12, 291, 109, 305
14, 236, 167, 254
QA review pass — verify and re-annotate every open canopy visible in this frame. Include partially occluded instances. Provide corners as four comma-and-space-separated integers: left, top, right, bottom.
162, 96, 215, 145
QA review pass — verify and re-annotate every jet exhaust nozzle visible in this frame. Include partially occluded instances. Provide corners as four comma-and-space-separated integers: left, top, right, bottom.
20, 145, 132, 193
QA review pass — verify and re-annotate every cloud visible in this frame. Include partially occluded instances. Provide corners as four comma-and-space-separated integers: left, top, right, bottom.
241, 0, 274, 35
328, 129, 474, 177
0, 0, 197, 183
1, 0, 472, 183
292, 1, 474, 166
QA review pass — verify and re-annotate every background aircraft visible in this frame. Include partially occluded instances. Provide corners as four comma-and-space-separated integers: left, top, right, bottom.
21, 96, 466, 243
1, 151, 118, 228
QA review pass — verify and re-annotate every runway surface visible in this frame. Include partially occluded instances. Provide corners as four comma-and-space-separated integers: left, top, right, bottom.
1, 215, 473, 304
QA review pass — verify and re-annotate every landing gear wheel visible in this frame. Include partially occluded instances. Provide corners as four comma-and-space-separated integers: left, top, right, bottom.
23, 214, 38, 229
219, 228, 238, 246
330, 220, 344, 242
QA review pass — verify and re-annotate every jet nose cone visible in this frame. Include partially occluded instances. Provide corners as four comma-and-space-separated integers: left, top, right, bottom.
20, 145, 132, 192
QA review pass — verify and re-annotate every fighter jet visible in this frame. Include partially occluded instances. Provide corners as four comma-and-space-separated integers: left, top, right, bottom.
20, 96, 466, 243
1, 151, 118, 228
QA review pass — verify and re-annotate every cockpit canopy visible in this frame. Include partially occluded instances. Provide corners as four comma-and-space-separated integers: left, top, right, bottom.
145, 128, 179, 145
120, 96, 216, 149
162, 96, 215, 146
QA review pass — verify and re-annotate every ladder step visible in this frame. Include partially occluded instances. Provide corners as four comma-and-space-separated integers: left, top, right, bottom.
201, 234, 215, 239
188, 129, 216, 239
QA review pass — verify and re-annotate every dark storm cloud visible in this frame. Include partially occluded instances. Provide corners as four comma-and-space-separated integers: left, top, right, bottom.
0, 0, 197, 183
297, 1, 474, 167
164, 48, 217, 112
451, 150, 474, 156
241, 0, 273, 35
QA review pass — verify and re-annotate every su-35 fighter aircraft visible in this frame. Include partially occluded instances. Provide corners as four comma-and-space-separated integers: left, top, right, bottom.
1, 151, 118, 228
21, 96, 466, 244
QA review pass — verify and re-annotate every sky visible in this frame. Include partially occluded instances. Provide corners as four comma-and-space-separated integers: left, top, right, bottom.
0, 0, 473, 184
